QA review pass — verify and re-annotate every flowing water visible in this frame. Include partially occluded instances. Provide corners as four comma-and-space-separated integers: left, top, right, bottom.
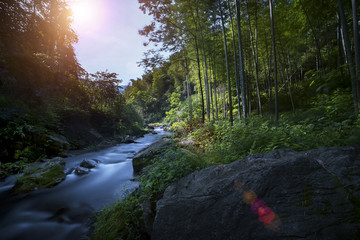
0, 128, 170, 240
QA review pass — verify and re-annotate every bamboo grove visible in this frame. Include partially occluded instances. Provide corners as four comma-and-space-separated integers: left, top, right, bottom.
129, 0, 360, 124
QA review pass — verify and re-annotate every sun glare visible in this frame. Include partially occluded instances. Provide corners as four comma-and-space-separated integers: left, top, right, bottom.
71, 3, 93, 21
68, 0, 103, 32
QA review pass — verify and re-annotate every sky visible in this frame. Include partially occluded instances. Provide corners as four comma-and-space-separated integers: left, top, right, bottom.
68, 0, 153, 85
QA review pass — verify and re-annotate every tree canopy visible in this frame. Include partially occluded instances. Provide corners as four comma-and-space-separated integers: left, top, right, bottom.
134, 0, 360, 124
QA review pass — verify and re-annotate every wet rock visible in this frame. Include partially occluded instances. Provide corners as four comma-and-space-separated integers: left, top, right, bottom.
121, 135, 136, 144
132, 138, 173, 174
80, 159, 98, 169
65, 168, 75, 175
152, 146, 360, 240
124, 139, 136, 144
74, 167, 90, 176
151, 131, 158, 135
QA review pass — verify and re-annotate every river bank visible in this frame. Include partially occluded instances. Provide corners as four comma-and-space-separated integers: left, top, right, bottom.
0, 120, 150, 181
0, 127, 170, 240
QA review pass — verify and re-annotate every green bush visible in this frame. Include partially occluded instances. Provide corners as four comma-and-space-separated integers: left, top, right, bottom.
91, 191, 146, 240
139, 147, 202, 198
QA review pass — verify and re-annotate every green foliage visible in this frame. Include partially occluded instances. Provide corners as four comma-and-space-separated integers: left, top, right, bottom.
172, 91, 359, 164
138, 147, 202, 198
124, 62, 180, 124
0, 161, 26, 179
0, 121, 26, 140
189, 123, 216, 150
91, 190, 146, 240
0, 117, 62, 164
164, 89, 182, 124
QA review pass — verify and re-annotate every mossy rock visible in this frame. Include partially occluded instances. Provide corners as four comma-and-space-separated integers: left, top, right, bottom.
132, 138, 173, 174
10, 157, 66, 195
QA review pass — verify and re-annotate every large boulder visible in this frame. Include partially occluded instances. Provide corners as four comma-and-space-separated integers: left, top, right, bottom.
152, 146, 360, 240
132, 138, 173, 174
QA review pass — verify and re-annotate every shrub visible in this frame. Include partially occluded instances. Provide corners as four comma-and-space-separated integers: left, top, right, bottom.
91, 191, 146, 240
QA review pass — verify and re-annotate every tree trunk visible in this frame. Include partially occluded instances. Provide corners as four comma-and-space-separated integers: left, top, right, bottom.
220, 3, 233, 124
194, 35, 206, 123
223, 87, 227, 118
235, 0, 247, 121
228, 0, 242, 120
263, 58, 269, 98
247, 49, 253, 116
299, 0, 324, 73
185, 57, 192, 123
198, 9, 211, 122
209, 80, 215, 120
280, 55, 295, 113
337, 12, 342, 68
269, 0, 279, 121
338, 0, 359, 114
287, 56, 295, 113
352, 0, 360, 98
200, 49, 211, 121
288, 79, 295, 113
265, 30, 272, 100
246, 0, 262, 116
208, 60, 215, 120
213, 52, 219, 120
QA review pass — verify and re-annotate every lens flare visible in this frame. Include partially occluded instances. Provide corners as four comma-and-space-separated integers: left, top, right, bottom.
234, 179, 281, 231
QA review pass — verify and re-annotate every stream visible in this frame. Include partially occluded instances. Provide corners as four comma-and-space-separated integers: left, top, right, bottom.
0, 127, 170, 240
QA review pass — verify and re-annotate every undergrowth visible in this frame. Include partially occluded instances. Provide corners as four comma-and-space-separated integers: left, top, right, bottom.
173, 90, 359, 164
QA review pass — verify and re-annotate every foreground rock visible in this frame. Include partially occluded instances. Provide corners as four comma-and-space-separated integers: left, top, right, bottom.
10, 157, 66, 195
152, 146, 360, 240
132, 138, 173, 174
